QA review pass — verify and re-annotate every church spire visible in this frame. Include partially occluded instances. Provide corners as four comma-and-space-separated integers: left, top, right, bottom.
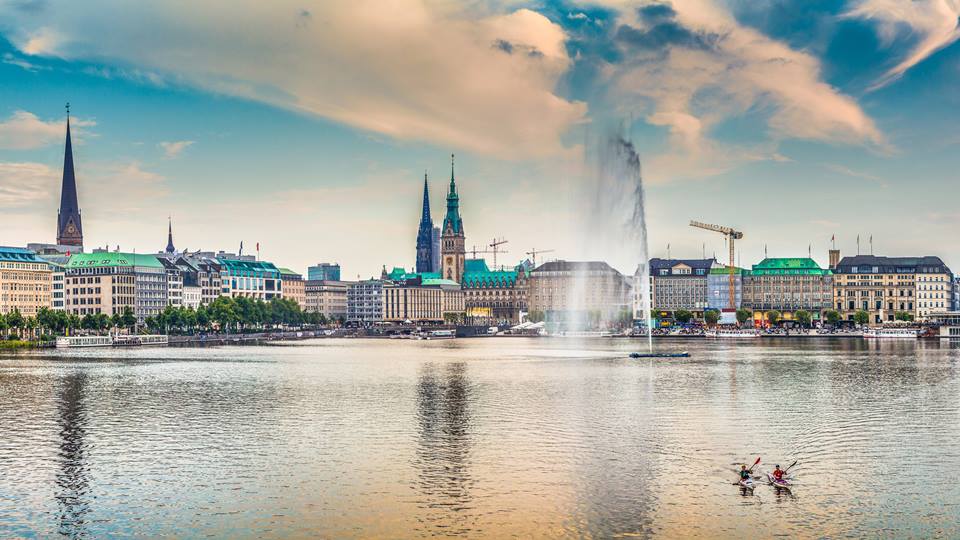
449, 153, 457, 194
165, 217, 176, 253
443, 153, 462, 236
415, 171, 435, 273
57, 102, 83, 249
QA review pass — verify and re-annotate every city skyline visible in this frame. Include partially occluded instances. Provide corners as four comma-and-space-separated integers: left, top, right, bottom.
1, 1, 959, 277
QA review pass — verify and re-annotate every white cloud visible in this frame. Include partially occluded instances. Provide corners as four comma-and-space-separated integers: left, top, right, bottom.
846, 0, 960, 89
159, 140, 193, 159
1, 1, 586, 159
2, 52, 45, 71
0, 161, 58, 206
0, 110, 92, 150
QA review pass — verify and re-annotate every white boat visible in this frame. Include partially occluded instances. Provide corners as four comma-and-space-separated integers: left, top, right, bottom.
554, 331, 613, 338
863, 327, 918, 339
705, 329, 760, 338
425, 329, 456, 339
55, 335, 113, 348
113, 334, 169, 346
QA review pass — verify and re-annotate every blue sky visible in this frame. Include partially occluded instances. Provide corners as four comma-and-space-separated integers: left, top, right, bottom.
0, 0, 958, 276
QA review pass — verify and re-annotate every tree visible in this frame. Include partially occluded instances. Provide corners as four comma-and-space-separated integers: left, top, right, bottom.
24, 316, 38, 339
674, 309, 693, 324
120, 307, 137, 330
736, 308, 752, 326
704, 310, 720, 326
81, 314, 97, 331
794, 310, 812, 328
823, 309, 841, 326
895, 311, 914, 322
853, 310, 870, 326
0, 313, 8, 337
766, 310, 781, 325
6, 309, 24, 337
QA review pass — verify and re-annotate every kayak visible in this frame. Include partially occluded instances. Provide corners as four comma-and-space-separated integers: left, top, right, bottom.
738, 477, 755, 490
766, 473, 791, 489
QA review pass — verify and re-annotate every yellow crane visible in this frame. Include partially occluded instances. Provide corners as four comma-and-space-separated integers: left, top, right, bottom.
689, 220, 744, 310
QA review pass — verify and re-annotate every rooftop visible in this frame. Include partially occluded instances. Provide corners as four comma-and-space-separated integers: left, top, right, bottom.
0, 246, 47, 264
835, 255, 950, 273
218, 258, 280, 275
67, 252, 164, 269
750, 257, 832, 276
649, 258, 716, 271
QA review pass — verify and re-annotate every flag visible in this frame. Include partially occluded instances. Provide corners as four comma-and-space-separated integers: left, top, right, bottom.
256, 242, 260, 251
831, 234, 835, 242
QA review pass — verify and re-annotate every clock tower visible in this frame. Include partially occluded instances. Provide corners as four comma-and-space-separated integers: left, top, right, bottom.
56, 104, 83, 250
440, 154, 465, 283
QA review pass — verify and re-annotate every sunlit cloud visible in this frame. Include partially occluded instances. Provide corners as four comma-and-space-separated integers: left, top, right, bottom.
0, 110, 93, 150
159, 140, 194, 159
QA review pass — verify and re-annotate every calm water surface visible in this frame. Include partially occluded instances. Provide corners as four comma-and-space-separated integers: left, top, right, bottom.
1, 338, 959, 538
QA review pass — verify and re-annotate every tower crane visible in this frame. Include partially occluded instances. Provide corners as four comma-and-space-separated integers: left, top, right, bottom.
689, 220, 744, 310
525, 248, 555, 268
489, 237, 509, 269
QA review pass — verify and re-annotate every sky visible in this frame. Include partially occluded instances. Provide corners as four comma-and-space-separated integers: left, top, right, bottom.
0, 0, 958, 278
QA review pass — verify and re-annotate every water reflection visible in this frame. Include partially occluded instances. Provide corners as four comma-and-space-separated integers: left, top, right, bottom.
55, 371, 91, 539
413, 361, 474, 536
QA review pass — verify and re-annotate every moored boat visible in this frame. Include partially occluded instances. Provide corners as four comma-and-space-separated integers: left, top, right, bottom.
706, 329, 760, 338
863, 327, 918, 339
55, 335, 113, 348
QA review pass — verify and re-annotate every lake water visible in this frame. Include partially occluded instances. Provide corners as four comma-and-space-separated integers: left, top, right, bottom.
1, 338, 959, 538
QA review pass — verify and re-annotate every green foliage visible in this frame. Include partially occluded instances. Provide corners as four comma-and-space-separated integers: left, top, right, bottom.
794, 309, 812, 327
853, 310, 870, 325
735, 308, 752, 325
894, 311, 914, 322
823, 309, 841, 325
766, 310, 782, 324
704, 310, 720, 325
674, 309, 693, 324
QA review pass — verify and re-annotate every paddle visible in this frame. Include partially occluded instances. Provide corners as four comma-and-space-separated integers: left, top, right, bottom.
733, 457, 761, 485
784, 460, 798, 473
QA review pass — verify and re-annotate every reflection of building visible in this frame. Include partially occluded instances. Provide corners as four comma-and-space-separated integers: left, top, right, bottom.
649, 258, 714, 314
307, 263, 340, 282
305, 280, 350, 319
64, 252, 167, 321
218, 258, 282, 300
0, 246, 53, 317
56, 371, 90, 538
347, 279, 384, 323
833, 255, 953, 324
742, 258, 833, 322
440, 155, 465, 283
278, 268, 306, 309
461, 259, 527, 324
707, 263, 744, 310
527, 260, 632, 325
415, 173, 435, 273
56, 112, 84, 251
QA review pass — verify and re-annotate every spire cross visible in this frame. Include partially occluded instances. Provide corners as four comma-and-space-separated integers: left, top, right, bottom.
65, 102, 70, 119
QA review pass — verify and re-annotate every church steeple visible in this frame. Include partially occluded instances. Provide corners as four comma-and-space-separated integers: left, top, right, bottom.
415, 172, 435, 273
56, 103, 83, 249
440, 153, 465, 283
442, 154, 462, 236
165, 217, 176, 253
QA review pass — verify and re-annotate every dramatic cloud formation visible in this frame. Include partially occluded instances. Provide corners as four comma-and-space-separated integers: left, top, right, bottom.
0, 110, 92, 150
0, 1, 586, 159
846, 0, 960, 89
598, 0, 886, 180
159, 140, 193, 159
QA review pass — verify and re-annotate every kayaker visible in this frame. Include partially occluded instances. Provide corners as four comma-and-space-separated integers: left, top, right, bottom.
739, 465, 751, 481
772, 464, 785, 481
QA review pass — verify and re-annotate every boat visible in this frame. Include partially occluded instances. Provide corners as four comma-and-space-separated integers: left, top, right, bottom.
554, 330, 614, 338
629, 351, 690, 358
113, 334, 169, 347
705, 329, 760, 338
424, 329, 456, 340
863, 327, 918, 339
55, 335, 113, 348
55, 334, 169, 348
738, 478, 755, 491
766, 473, 792, 490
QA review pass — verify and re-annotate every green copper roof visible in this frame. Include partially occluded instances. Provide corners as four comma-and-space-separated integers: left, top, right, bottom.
422, 278, 460, 286
749, 258, 832, 276
218, 258, 280, 276
67, 252, 163, 269
0, 246, 46, 264
465, 258, 490, 273
709, 265, 746, 275
387, 266, 441, 282
442, 154, 463, 235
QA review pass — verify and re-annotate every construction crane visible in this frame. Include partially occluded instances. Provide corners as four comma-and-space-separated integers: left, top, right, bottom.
689, 220, 744, 310
489, 237, 509, 269
469, 245, 496, 259
525, 248, 555, 268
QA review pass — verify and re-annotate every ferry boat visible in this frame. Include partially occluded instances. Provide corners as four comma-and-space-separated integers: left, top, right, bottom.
55, 334, 169, 348
55, 335, 113, 348
554, 331, 614, 338
705, 329, 760, 338
863, 327, 918, 339
113, 334, 169, 346
424, 329, 456, 340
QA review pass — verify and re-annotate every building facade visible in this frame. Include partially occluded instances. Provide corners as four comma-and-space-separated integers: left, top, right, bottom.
648, 258, 715, 315
461, 259, 527, 325
527, 260, 632, 328
305, 280, 350, 319
347, 280, 384, 323
307, 263, 341, 282
741, 258, 833, 323
64, 252, 167, 322
707, 264, 744, 310
415, 173, 435, 273
158, 258, 183, 307
278, 268, 306, 309
219, 258, 282, 300
440, 155, 465, 283
382, 277, 464, 323
0, 247, 53, 317
832, 255, 953, 324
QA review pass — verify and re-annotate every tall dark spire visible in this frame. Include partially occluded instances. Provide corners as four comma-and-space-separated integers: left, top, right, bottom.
57, 103, 83, 249
165, 217, 175, 253
415, 172, 434, 273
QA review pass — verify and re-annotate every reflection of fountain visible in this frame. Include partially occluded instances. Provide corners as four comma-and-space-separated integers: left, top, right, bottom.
413, 362, 474, 535
571, 129, 651, 348
56, 371, 91, 538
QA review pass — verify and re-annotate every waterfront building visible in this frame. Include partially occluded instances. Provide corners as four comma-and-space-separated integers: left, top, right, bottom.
278, 268, 306, 309
158, 258, 183, 307
648, 258, 715, 316
64, 252, 166, 321
741, 258, 833, 323
347, 279, 385, 323
49, 262, 65, 311
56, 111, 84, 251
0, 247, 53, 317
832, 255, 953, 324
440, 155, 466, 283
218, 258, 282, 300
307, 263, 341, 282
431, 227, 441, 273
183, 285, 201, 309
382, 276, 464, 323
305, 280, 350, 319
415, 173, 435, 273
707, 263, 744, 310
527, 260, 632, 327
461, 258, 527, 325
168, 255, 223, 306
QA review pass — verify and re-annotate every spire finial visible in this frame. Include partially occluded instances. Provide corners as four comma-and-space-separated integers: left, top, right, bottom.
65, 102, 70, 120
